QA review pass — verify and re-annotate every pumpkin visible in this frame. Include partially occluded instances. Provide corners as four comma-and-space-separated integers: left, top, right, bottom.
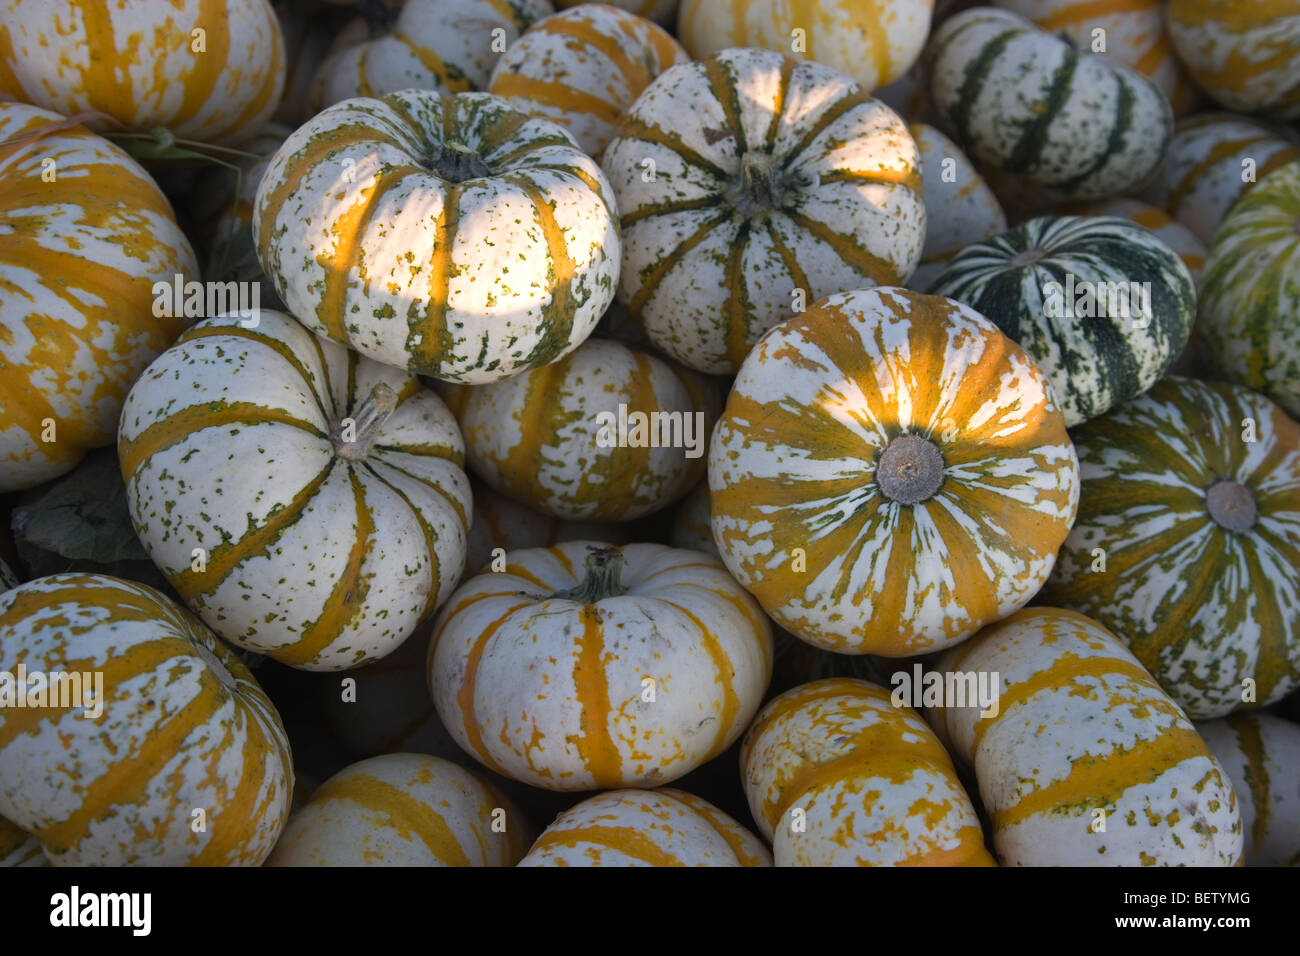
441, 337, 720, 521
1058, 198, 1208, 285
992, 0, 1198, 115
0, 573, 293, 865
930, 215, 1197, 427
676, 0, 931, 94
556, 0, 677, 27
601, 48, 926, 375
930, 607, 1243, 866
428, 541, 773, 790
0, 103, 198, 494
1144, 112, 1300, 245
465, 481, 624, 574
1046, 377, 1300, 719
0, 816, 45, 867
670, 481, 716, 558
908, 122, 1007, 293
118, 309, 472, 671
1167, 0, 1300, 119
927, 7, 1173, 199
268, 753, 529, 866
708, 286, 1080, 657
254, 89, 620, 385
741, 678, 994, 866
519, 787, 771, 866
1198, 159, 1300, 420
311, 0, 553, 110
487, 4, 687, 158
1197, 714, 1300, 866
0, 0, 284, 145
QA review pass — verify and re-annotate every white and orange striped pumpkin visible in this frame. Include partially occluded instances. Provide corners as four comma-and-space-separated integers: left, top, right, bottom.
1198, 714, 1300, 866
254, 89, 620, 385
118, 310, 471, 672
441, 337, 720, 521
0, 574, 293, 866
1167, 0, 1300, 119
676, 0, 931, 93
556, 0, 676, 27
602, 48, 925, 374
0, 103, 198, 494
311, 0, 552, 109
268, 753, 529, 866
930, 607, 1243, 866
465, 481, 624, 574
708, 287, 1080, 657
429, 541, 773, 790
487, 4, 687, 158
519, 788, 771, 866
0, 816, 45, 867
0, 0, 284, 145
742, 678, 995, 867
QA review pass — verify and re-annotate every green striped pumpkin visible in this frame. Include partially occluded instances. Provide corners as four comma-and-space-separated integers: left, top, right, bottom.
254, 89, 619, 385
601, 47, 925, 375
118, 310, 471, 671
931, 215, 1196, 427
1045, 377, 1300, 719
927, 6, 1173, 199
1198, 159, 1300, 420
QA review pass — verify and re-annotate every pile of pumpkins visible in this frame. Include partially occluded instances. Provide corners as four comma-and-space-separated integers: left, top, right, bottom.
0, 0, 1298, 867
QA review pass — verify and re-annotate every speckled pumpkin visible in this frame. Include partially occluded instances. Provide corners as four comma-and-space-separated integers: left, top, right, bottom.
930, 607, 1243, 866
519, 787, 771, 866
1058, 198, 1208, 285
0, 816, 44, 867
1197, 714, 1300, 866
311, 0, 552, 110
0, 103, 198, 494
254, 89, 619, 384
428, 542, 773, 790
487, 4, 687, 158
0, 0, 284, 145
0, 574, 293, 866
602, 47, 925, 374
708, 287, 1080, 657
742, 678, 995, 867
268, 753, 529, 866
118, 310, 471, 671
1045, 377, 1300, 719
465, 481, 624, 574
927, 6, 1173, 198
676, 0, 932, 93
441, 337, 720, 521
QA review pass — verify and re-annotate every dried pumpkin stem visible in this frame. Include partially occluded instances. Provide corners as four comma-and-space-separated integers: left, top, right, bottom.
1205, 480, 1256, 533
876, 433, 946, 505
729, 150, 783, 217
554, 547, 627, 603
427, 141, 491, 182
333, 381, 399, 461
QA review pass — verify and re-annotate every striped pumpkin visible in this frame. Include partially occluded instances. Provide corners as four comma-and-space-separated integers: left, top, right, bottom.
466, 481, 624, 574
0, 103, 198, 494
742, 678, 995, 867
1045, 377, 1300, 719
1198, 159, 1300, 419
1058, 198, 1208, 285
254, 89, 620, 385
441, 338, 720, 521
670, 481, 716, 558
268, 753, 529, 866
927, 7, 1173, 198
1197, 714, 1300, 866
602, 48, 926, 374
993, 0, 1198, 115
676, 0, 932, 93
519, 788, 771, 866
487, 4, 687, 158
118, 310, 472, 672
908, 122, 1007, 293
0, 816, 45, 867
1168, 0, 1300, 119
930, 215, 1197, 427
556, 0, 676, 27
1145, 112, 1300, 245
708, 287, 1080, 657
428, 542, 773, 790
311, 0, 552, 110
0, 0, 284, 145
0, 574, 293, 866
930, 607, 1243, 866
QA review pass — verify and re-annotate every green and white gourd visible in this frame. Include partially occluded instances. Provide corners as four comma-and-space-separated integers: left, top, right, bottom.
931, 215, 1196, 427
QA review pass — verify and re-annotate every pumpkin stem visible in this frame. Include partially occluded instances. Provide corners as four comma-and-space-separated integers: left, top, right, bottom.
554, 546, 627, 604
333, 381, 399, 461
876, 433, 946, 505
729, 150, 784, 216
427, 141, 491, 182
1008, 247, 1048, 268
1206, 480, 1256, 533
